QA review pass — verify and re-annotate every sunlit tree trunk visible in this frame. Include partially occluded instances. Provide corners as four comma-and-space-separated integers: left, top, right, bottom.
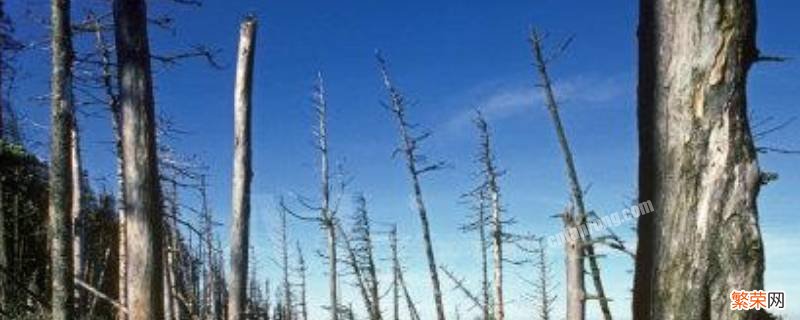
113, 0, 164, 318
227, 17, 256, 320
633, 0, 768, 319
49, 0, 75, 318
70, 118, 85, 315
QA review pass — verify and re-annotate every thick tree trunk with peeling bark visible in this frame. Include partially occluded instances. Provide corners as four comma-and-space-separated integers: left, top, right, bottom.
633, 1, 768, 319
227, 17, 256, 320
49, 0, 75, 318
113, 0, 164, 318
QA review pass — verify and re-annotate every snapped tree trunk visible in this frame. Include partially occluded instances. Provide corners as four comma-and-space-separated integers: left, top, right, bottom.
529, 29, 612, 320
227, 17, 256, 320
563, 210, 585, 320
633, 1, 767, 319
113, 0, 164, 318
49, 0, 75, 318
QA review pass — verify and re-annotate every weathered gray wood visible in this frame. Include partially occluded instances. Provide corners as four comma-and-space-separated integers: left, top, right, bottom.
377, 52, 446, 320
227, 17, 256, 320
633, 1, 769, 319
113, 0, 164, 318
49, 0, 75, 318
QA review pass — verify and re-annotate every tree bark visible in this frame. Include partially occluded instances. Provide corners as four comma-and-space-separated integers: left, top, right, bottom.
633, 1, 767, 319
227, 17, 256, 320
113, 0, 164, 318
563, 211, 585, 320
49, 0, 75, 318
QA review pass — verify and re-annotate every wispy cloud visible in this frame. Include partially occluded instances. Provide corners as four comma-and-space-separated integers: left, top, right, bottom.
443, 73, 631, 132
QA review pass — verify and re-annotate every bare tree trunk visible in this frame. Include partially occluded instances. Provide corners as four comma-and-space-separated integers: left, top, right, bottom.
389, 225, 400, 320
49, 0, 75, 318
474, 114, 504, 320
91, 16, 127, 318
563, 209, 585, 320
353, 195, 382, 320
376, 52, 446, 320
397, 264, 421, 320
113, 0, 164, 317
227, 17, 256, 320
280, 204, 292, 320
529, 29, 612, 320
70, 118, 85, 315
313, 72, 339, 320
477, 193, 490, 320
0, 178, 5, 309
296, 242, 307, 320
633, 1, 768, 319
338, 222, 373, 317
533, 238, 555, 320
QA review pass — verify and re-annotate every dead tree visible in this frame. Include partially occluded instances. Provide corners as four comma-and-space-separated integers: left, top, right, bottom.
389, 225, 399, 320
279, 202, 292, 320
633, 1, 769, 319
440, 265, 484, 312
49, 0, 76, 318
227, 17, 256, 320
337, 220, 374, 317
314, 72, 339, 320
460, 188, 490, 320
376, 51, 446, 320
295, 242, 307, 320
529, 29, 611, 320
351, 194, 382, 320
518, 237, 557, 320
113, 0, 165, 317
473, 112, 507, 320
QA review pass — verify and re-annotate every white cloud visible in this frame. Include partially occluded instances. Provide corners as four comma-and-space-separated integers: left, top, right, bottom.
443, 73, 631, 132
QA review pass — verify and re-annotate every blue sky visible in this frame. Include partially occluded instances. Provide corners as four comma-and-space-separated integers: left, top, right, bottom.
6, 0, 799, 319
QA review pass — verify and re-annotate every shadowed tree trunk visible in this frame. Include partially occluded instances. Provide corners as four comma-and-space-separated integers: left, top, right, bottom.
633, 1, 769, 319
296, 242, 308, 320
49, 0, 75, 318
113, 0, 163, 318
562, 208, 585, 320
227, 17, 256, 320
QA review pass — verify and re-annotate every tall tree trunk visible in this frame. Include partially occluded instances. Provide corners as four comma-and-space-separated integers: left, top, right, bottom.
227, 17, 256, 320
474, 114, 504, 320
376, 53, 446, 320
313, 72, 339, 320
49, 0, 75, 318
113, 0, 164, 318
354, 195, 382, 320
529, 29, 612, 320
70, 118, 85, 315
633, 1, 767, 319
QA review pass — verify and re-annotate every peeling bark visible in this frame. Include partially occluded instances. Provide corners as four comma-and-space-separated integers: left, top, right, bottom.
633, 1, 767, 319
